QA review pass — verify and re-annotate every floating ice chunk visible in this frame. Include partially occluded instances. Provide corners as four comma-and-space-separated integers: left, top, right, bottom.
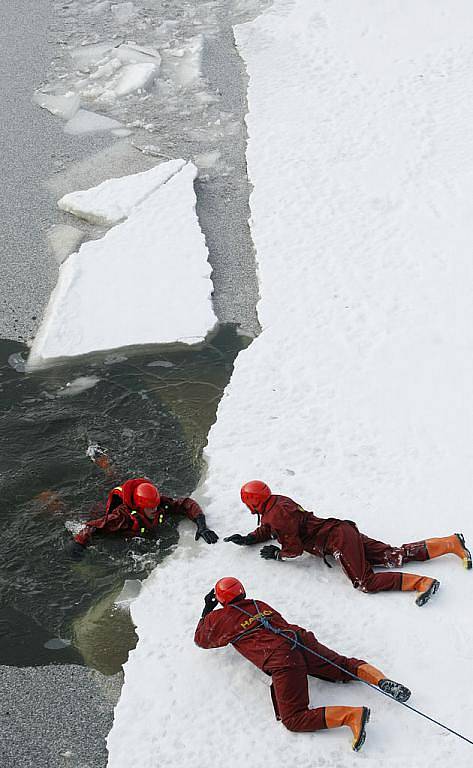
33, 91, 80, 120
47, 224, 85, 264
147, 360, 174, 368
64, 109, 122, 134
194, 150, 221, 169
132, 143, 165, 157
163, 35, 203, 88
108, 62, 158, 97
87, 0, 111, 14
8, 352, 27, 372
70, 42, 116, 70
58, 158, 185, 225
44, 637, 72, 650
111, 2, 135, 22
115, 579, 142, 608
56, 376, 101, 396
111, 128, 134, 137
115, 43, 161, 66
88, 57, 122, 82
104, 353, 128, 364
30, 162, 217, 361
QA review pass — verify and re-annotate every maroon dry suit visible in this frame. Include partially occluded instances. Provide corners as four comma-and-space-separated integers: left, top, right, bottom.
74, 477, 203, 547
250, 495, 429, 593
195, 598, 365, 732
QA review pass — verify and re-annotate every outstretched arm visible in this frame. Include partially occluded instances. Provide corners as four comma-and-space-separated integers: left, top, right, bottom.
161, 496, 219, 544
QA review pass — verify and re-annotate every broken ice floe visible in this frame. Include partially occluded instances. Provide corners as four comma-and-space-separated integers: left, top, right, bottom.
64, 109, 122, 135
114, 579, 142, 609
56, 376, 101, 396
32, 91, 80, 120
33, 41, 161, 132
57, 158, 185, 225
8, 353, 27, 373
111, 2, 136, 23
29, 161, 217, 362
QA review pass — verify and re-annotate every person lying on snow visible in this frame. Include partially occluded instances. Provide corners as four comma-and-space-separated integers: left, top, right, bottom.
195, 577, 411, 752
66, 477, 218, 559
224, 481, 472, 606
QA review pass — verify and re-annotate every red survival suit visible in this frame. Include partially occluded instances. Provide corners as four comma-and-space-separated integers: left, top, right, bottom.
194, 598, 365, 731
74, 477, 203, 548
250, 495, 429, 592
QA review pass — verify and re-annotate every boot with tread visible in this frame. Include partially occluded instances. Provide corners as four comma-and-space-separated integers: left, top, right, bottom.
325, 706, 370, 752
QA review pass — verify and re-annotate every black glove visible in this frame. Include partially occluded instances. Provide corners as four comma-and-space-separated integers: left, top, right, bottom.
202, 588, 218, 618
66, 540, 86, 561
224, 533, 257, 546
260, 544, 281, 560
195, 514, 219, 544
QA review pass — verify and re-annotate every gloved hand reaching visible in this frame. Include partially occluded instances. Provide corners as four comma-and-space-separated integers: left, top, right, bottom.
224, 533, 256, 546
194, 514, 219, 544
202, 588, 218, 618
66, 540, 86, 561
260, 544, 281, 560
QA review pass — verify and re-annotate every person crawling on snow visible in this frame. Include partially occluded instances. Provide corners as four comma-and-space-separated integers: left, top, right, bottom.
66, 477, 218, 559
195, 577, 411, 752
224, 481, 472, 606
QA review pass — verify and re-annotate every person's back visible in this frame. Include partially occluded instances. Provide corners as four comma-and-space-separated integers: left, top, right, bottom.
195, 597, 304, 671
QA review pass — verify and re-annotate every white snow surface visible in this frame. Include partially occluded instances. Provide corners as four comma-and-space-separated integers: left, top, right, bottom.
107, 3, 473, 768
58, 158, 185, 225
30, 161, 217, 361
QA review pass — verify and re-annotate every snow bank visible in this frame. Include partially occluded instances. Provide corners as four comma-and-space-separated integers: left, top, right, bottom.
107, 2, 473, 768
30, 161, 217, 361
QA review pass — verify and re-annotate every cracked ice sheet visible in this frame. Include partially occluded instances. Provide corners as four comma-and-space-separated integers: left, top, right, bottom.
107, 2, 473, 768
30, 161, 216, 361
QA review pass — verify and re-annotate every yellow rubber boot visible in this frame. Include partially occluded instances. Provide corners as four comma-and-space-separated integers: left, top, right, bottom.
325, 706, 370, 752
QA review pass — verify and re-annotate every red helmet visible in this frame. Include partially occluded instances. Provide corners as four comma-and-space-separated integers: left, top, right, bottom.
240, 480, 271, 513
215, 577, 246, 606
133, 482, 160, 510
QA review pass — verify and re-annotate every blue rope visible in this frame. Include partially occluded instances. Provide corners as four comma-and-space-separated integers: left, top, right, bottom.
230, 600, 473, 747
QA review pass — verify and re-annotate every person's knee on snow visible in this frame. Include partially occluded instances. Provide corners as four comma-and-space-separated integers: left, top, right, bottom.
356, 570, 401, 593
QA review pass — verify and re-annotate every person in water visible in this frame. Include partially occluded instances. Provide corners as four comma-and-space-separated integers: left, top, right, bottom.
194, 577, 411, 751
224, 481, 471, 606
67, 477, 218, 559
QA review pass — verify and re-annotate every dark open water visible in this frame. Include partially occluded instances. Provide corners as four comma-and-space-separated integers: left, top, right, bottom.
0, 326, 247, 672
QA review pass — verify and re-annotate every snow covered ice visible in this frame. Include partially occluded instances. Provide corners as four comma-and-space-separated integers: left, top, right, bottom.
30, 161, 217, 362
57, 158, 185, 225
106, 2, 473, 767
